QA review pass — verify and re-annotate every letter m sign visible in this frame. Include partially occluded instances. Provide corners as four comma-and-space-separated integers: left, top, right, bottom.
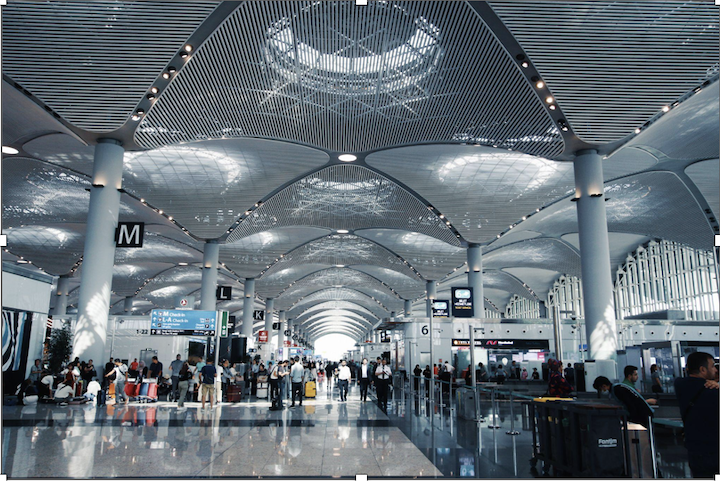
115, 222, 144, 247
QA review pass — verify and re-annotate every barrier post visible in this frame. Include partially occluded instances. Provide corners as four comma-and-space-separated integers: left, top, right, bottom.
506, 391, 520, 435
488, 387, 500, 429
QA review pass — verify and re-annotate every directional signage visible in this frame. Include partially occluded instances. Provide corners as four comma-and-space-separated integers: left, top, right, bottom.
258, 330, 269, 343
284, 329, 291, 336
451, 287, 474, 318
115, 222, 144, 248
272, 322, 280, 330
253, 310, 265, 321
451, 338, 549, 350
380, 330, 391, 343
432, 300, 450, 318
150, 309, 218, 336
219, 311, 229, 337
216, 286, 232, 301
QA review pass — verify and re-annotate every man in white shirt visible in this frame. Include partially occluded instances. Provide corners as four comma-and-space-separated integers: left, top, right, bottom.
358, 358, 371, 402
375, 358, 392, 411
337, 360, 351, 402
290, 356, 305, 407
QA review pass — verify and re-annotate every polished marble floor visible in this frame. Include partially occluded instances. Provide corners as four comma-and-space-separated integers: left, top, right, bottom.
2, 379, 693, 478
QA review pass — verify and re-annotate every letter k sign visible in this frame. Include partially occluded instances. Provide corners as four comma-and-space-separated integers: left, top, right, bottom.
115, 222, 145, 247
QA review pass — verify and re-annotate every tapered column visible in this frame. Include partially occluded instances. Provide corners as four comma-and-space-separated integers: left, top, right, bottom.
123, 296, 134, 313
73, 139, 124, 364
54, 275, 71, 317
264, 298, 274, 333
467, 244, 485, 319
278, 310, 286, 358
426, 280, 436, 317
573, 149, 617, 360
199, 241, 219, 311
404, 299, 412, 317
242, 279, 255, 338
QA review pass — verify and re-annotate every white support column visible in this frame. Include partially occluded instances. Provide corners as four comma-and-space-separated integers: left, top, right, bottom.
123, 296, 134, 313
54, 275, 70, 317
242, 279, 255, 339
426, 280, 436, 318
73, 139, 124, 364
199, 241, 219, 311
573, 149, 617, 360
264, 298, 274, 333
404, 299, 412, 318
278, 310, 286, 359
467, 244, 485, 319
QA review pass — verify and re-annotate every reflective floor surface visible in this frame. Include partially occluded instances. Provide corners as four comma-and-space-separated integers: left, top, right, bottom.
2, 380, 693, 478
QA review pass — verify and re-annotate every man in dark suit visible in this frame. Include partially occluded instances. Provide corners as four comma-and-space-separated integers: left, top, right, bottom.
374, 358, 391, 411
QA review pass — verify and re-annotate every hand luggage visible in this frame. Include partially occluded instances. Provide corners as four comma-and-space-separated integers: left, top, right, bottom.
146, 382, 158, 400
139, 383, 149, 397
256, 386, 268, 399
97, 390, 106, 406
269, 396, 283, 411
125, 383, 137, 397
304, 381, 316, 398
227, 384, 242, 402
108, 383, 115, 397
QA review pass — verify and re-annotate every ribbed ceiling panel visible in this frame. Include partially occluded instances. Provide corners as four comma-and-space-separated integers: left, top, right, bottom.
110, 262, 175, 298
136, 1, 563, 157
366, 145, 575, 243
288, 288, 389, 318
484, 238, 582, 278
490, 1, 719, 144
685, 159, 719, 221
356, 228, 466, 280
443, 269, 535, 301
2, 1, 218, 132
122, 139, 329, 238
298, 309, 377, 327
351, 265, 425, 301
227, 164, 459, 246
5, 224, 86, 275
294, 301, 380, 322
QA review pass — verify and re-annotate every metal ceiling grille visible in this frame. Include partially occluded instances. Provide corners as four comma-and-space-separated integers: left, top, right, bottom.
443, 269, 535, 301
366, 145, 575, 243
287, 288, 389, 317
122, 139, 329, 238
4, 225, 86, 275
685, 160, 719, 220
515, 172, 714, 251
490, 1, 719, 144
2, 1, 218, 132
294, 301, 380, 322
275, 267, 401, 310
110, 262, 177, 298
135, 1, 563, 157
297, 309, 377, 328
357, 228, 466, 280
351, 265, 425, 301
227, 164, 459, 246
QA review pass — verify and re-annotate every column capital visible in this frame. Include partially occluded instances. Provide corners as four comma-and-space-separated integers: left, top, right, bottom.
574, 148, 599, 157
97, 138, 123, 146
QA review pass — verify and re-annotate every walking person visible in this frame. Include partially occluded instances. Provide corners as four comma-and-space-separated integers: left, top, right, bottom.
413, 364, 422, 392
337, 360, 351, 401
176, 362, 192, 408
358, 358, 371, 402
105, 359, 128, 405
290, 356, 305, 407
650, 364, 663, 394
375, 358, 391, 410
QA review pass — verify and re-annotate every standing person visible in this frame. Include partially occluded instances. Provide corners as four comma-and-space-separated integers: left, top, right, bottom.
148, 356, 163, 380
509, 360, 519, 379
546, 359, 572, 397
199, 359, 216, 409
290, 356, 305, 407
358, 358, 371, 402
521, 368, 529, 380
176, 362, 191, 408
423, 365, 431, 394
169, 354, 183, 399
269, 361, 281, 402
81, 360, 97, 389
129, 358, 139, 376
564, 363, 575, 387
105, 359, 128, 405
495, 364, 506, 384
282, 360, 291, 402
337, 360, 351, 402
674, 351, 719, 478
29, 359, 42, 385
375, 359, 391, 410
103, 357, 115, 390
650, 364, 663, 394
531, 367, 540, 380
413, 364, 422, 391
251, 359, 260, 396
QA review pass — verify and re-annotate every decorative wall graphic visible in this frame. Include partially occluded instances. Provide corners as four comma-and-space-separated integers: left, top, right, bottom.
2, 309, 32, 372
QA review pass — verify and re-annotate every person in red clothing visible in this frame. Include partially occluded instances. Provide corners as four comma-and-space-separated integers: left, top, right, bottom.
546, 359, 572, 397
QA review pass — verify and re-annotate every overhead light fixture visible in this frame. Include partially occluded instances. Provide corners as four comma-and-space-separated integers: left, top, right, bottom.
662, 105, 670, 112
180, 51, 189, 59
536, 81, 545, 89
178, 262, 188, 266
167, 66, 177, 74
162, 72, 171, 79
158, 210, 163, 214
150, 87, 159, 94
545, 96, 554, 104
147, 93, 156, 100
2, 146, 19, 155
338, 154, 357, 162
184, 44, 193, 52
521, 61, 529, 68
336, 229, 349, 234
549, 105, 556, 110
634, 128, 641, 134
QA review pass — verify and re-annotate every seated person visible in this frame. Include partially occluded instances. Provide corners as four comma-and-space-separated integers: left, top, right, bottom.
84, 380, 102, 401
592, 376, 613, 399
17, 379, 39, 405
39, 371, 54, 398
621, 365, 657, 404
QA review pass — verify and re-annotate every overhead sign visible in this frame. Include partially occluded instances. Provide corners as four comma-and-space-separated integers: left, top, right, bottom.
258, 330, 269, 343
115, 222, 144, 248
451, 287, 474, 318
283, 340, 291, 347
432, 300, 450, 318
284, 329, 291, 336
380, 330, 391, 343
219, 311, 229, 337
216, 286, 232, 301
421, 325, 429, 335
272, 322, 280, 330
451, 338, 550, 350
150, 309, 217, 336
253, 310, 265, 321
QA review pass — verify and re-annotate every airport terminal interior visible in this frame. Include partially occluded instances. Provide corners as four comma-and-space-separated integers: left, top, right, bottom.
1, 1, 719, 479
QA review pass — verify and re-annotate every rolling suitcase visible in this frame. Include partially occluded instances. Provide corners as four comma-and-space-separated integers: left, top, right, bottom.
125, 383, 138, 397
146, 382, 158, 401
227, 384, 242, 402
97, 390, 106, 406
304, 381, 316, 398
109, 383, 115, 397
139, 383, 149, 397
269, 395, 283, 411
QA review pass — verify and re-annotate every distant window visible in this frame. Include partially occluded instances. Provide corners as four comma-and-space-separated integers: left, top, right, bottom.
505, 294, 540, 319
547, 275, 583, 319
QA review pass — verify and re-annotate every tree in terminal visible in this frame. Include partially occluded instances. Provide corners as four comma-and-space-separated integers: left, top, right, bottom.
47, 321, 73, 373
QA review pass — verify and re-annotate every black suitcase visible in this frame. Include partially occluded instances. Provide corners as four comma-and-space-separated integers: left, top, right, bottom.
97, 390, 106, 406
269, 396, 283, 411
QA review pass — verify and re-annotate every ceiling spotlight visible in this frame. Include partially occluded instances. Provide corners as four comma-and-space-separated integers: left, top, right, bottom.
167, 66, 177, 74
147, 93, 156, 100
167, 216, 173, 221
158, 210, 163, 214
162, 72, 171, 79
336, 229, 349, 234
2, 146, 19, 155
662, 105, 670, 112
150, 87, 159, 94
536, 81, 545, 89
521, 61, 529, 68
536, 208, 541, 212
545, 96, 554, 104
634, 128, 641, 134
522, 216, 526, 221
549, 105, 556, 110
179, 51, 189, 59
184, 44, 193, 52
338, 154, 357, 162
178, 262, 188, 266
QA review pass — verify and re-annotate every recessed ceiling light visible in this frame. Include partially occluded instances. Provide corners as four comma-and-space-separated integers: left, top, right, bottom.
335, 264, 345, 268
635, 128, 641, 134
184, 44, 193, 52
521, 61, 529, 68
162, 72, 171, 79
338, 154, 357, 162
545, 96, 554, 104
549, 105, 556, 110
150, 87, 159, 94
662, 105, 670, 112
536, 81, 544, 89
178, 262, 188, 266
336, 229, 349, 234
2, 146, 19, 155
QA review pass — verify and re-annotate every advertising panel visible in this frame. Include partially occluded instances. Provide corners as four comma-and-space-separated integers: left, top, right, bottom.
150, 309, 217, 336
258, 330, 269, 343
451, 287, 474, 318
451, 338, 550, 350
432, 300, 450, 318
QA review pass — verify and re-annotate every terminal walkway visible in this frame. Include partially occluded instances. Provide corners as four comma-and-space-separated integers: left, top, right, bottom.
2, 379, 692, 478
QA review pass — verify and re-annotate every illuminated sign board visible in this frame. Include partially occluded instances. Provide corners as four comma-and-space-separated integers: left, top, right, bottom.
432, 300, 450, 318
451, 287, 474, 318
150, 309, 217, 336
451, 339, 549, 350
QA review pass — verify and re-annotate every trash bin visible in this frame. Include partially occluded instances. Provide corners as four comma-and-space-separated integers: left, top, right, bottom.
457, 387, 478, 420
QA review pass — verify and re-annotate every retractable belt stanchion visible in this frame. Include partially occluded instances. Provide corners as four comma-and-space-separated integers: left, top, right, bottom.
506, 390, 520, 435
488, 387, 500, 429
648, 415, 659, 478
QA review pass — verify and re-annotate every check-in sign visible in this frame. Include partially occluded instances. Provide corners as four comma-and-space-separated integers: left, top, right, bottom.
451, 287, 474, 318
150, 309, 217, 336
